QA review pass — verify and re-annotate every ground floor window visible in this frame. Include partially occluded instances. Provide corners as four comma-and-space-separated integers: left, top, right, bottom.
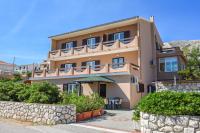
63, 83, 80, 94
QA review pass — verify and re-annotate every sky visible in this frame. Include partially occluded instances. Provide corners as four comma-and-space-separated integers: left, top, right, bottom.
0, 0, 200, 65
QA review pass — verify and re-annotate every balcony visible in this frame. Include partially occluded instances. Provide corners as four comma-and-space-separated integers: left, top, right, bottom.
32, 63, 139, 79
48, 36, 139, 60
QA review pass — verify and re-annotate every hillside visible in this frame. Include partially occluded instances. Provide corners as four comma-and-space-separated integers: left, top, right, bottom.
164, 40, 200, 49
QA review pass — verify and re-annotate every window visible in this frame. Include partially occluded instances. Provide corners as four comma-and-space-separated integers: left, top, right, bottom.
86, 60, 100, 69
131, 76, 138, 84
61, 41, 74, 49
60, 63, 76, 71
87, 61, 96, 68
63, 83, 79, 94
159, 57, 178, 72
114, 32, 124, 41
87, 38, 96, 48
112, 57, 124, 68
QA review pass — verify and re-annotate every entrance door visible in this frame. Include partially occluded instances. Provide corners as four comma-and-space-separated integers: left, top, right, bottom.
99, 84, 106, 98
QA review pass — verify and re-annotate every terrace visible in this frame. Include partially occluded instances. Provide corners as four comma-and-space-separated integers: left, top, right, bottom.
32, 62, 139, 79
48, 36, 139, 61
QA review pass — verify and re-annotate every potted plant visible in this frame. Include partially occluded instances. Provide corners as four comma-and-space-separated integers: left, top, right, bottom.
76, 113, 84, 122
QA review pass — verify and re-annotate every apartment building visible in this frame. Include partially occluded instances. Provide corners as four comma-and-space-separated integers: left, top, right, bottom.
0, 61, 14, 78
15, 64, 40, 74
30, 16, 186, 109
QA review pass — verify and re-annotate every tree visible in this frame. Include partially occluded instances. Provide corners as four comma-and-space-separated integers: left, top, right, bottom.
178, 46, 200, 80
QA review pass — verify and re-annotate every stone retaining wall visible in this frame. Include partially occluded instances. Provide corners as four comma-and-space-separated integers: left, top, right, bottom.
140, 112, 200, 133
0, 101, 76, 125
156, 81, 200, 92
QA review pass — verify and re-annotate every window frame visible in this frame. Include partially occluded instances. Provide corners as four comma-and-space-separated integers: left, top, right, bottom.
63, 83, 79, 94
112, 57, 125, 68
159, 57, 178, 72
87, 37, 96, 48
114, 32, 125, 41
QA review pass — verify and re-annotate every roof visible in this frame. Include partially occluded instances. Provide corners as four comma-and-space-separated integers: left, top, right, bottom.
49, 16, 141, 40
74, 76, 114, 83
0, 61, 13, 66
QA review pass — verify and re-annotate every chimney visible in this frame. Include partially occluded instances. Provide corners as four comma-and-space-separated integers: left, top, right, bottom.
150, 16, 154, 22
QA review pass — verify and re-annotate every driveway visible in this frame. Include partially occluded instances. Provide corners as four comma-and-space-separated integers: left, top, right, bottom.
77, 110, 140, 132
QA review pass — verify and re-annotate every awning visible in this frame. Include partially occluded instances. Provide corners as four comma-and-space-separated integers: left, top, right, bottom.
74, 76, 115, 83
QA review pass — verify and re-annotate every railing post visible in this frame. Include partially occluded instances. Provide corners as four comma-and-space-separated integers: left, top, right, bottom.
87, 66, 90, 74
56, 68, 59, 76
107, 64, 109, 73
71, 47, 74, 55
43, 69, 46, 77
127, 63, 131, 73
116, 40, 120, 48
85, 45, 87, 53
71, 67, 74, 75
59, 49, 61, 56
100, 43, 103, 51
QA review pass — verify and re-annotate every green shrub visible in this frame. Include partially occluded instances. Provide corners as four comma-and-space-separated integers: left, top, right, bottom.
0, 81, 29, 101
133, 91, 200, 120
26, 82, 61, 104
62, 93, 104, 113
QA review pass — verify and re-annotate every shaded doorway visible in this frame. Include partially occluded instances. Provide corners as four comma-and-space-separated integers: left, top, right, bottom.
99, 84, 106, 98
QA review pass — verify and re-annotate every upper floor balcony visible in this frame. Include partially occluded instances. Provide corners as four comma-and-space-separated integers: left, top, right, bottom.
48, 36, 139, 61
32, 62, 139, 79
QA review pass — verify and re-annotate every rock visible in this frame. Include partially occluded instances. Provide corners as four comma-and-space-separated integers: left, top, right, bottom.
143, 113, 150, 119
149, 114, 157, 123
157, 116, 165, 127
184, 127, 195, 133
141, 119, 149, 128
165, 117, 176, 126
159, 126, 173, 132
176, 116, 189, 126
149, 122, 158, 130
189, 120, 199, 128
174, 125, 184, 132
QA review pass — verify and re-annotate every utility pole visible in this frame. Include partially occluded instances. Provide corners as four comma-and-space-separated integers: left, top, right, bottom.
12, 56, 15, 74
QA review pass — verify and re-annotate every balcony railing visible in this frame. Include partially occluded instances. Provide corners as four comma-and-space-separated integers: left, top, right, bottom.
49, 36, 138, 59
33, 63, 139, 78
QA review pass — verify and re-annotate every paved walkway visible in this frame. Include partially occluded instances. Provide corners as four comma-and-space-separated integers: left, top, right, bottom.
77, 110, 140, 132
0, 110, 140, 133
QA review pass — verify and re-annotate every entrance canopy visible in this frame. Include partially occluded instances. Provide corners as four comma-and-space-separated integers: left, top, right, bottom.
74, 76, 114, 83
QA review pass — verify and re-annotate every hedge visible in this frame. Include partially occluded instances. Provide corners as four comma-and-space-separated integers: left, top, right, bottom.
133, 91, 200, 120
0, 81, 61, 104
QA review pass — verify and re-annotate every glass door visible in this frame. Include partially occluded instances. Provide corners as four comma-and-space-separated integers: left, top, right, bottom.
114, 32, 124, 41
87, 38, 96, 49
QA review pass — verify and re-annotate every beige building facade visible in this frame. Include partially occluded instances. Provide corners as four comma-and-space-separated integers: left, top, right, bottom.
30, 16, 186, 109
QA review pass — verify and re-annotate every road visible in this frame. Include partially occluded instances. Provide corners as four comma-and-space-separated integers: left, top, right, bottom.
0, 120, 107, 133
0, 119, 132, 133
0, 110, 140, 133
